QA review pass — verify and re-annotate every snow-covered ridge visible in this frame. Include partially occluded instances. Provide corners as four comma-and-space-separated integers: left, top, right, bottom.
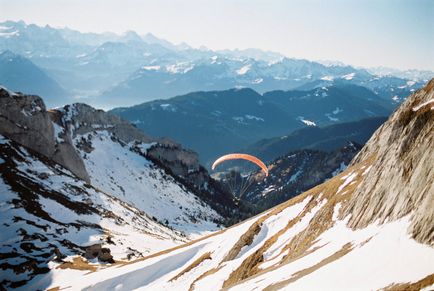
0, 134, 187, 289
74, 130, 222, 237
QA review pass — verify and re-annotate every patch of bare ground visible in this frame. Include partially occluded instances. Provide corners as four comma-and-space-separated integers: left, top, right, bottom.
382, 273, 434, 291
263, 243, 353, 291
221, 221, 263, 262
56, 257, 97, 272
169, 252, 212, 282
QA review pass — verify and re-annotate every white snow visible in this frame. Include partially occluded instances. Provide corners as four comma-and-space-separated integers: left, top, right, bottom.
252, 78, 263, 84
320, 76, 334, 81
245, 115, 264, 121
337, 172, 357, 194
407, 80, 416, 86
300, 119, 316, 126
341, 73, 355, 80
261, 185, 276, 196
332, 203, 342, 221
412, 98, 434, 112
233, 216, 434, 291
236, 64, 251, 75
160, 103, 177, 112
75, 131, 221, 237
297, 116, 316, 126
142, 65, 161, 71
166, 62, 194, 74
362, 165, 372, 176
0, 30, 19, 38
1, 134, 193, 289
52, 122, 65, 143
260, 196, 323, 269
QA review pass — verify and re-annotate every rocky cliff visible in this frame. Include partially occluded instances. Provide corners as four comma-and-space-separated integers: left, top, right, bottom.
344, 78, 434, 245
0, 88, 89, 182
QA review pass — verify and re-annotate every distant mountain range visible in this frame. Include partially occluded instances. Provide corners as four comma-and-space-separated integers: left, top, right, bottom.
111, 85, 391, 166
0, 20, 431, 108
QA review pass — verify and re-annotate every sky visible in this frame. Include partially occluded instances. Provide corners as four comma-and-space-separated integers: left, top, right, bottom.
1, 0, 433, 70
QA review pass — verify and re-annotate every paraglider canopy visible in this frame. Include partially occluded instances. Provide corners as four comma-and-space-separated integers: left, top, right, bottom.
212, 153, 269, 176
211, 153, 268, 198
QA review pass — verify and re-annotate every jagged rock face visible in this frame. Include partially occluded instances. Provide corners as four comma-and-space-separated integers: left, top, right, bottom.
0, 88, 90, 182
344, 79, 434, 245
53, 103, 153, 144
147, 144, 200, 176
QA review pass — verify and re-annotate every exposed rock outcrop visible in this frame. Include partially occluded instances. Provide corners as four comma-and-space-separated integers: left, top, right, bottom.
344, 79, 434, 245
0, 88, 90, 182
51, 103, 153, 144
84, 244, 114, 263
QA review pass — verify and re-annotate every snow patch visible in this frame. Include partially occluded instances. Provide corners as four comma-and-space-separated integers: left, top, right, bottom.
320, 76, 334, 81
160, 103, 177, 112
252, 78, 263, 84
297, 117, 316, 126
245, 115, 264, 122
142, 65, 161, 71
337, 172, 357, 194
236, 64, 251, 75
341, 73, 355, 80
412, 99, 434, 112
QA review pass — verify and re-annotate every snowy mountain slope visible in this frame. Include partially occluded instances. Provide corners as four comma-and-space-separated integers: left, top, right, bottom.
51, 102, 240, 228
73, 130, 222, 236
0, 135, 187, 289
0, 89, 240, 289
55, 79, 434, 290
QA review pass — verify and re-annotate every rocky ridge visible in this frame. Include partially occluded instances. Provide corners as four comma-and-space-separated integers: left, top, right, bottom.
344, 79, 434, 245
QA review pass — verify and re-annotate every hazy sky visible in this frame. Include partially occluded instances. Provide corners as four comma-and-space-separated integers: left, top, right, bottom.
1, 0, 433, 70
